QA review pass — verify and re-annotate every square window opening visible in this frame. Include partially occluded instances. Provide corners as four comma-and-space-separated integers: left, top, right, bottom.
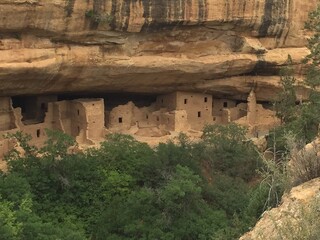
41, 103, 47, 111
184, 99, 188, 104
223, 102, 228, 108
204, 97, 207, 102
118, 117, 123, 123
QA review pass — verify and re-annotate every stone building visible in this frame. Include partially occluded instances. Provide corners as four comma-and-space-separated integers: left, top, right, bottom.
0, 91, 281, 162
156, 91, 213, 130
108, 102, 158, 131
59, 99, 104, 142
233, 90, 281, 137
0, 97, 17, 131
212, 99, 237, 123
47, 98, 105, 144
0, 97, 106, 159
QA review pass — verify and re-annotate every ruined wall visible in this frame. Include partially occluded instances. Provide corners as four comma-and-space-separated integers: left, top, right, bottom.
175, 92, 212, 130
235, 102, 280, 137
157, 91, 213, 131
156, 93, 177, 111
109, 101, 135, 130
22, 123, 50, 147
133, 104, 158, 128
73, 98, 105, 141
35, 95, 58, 121
221, 109, 231, 124
247, 90, 257, 125
212, 99, 237, 117
0, 131, 17, 160
48, 98, 106, 142
172, 110, 190, 132
0, 139, 10, 160
254, 104, 280, 135
159, 111, 176, 132
71, 100, 88, 138
109, 101, 162, 131
1, 97, 107, 159
0, 97, 16, 131
228, 107, 241, 122
53, 101, 73, 135
0, 97, 54, 157
0, 98, 23, 159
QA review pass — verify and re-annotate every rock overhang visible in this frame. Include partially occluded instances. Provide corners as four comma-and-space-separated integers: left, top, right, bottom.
0, 0, 317, 101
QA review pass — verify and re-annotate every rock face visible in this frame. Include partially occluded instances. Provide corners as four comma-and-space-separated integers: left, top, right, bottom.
0, 0, 317, 100
240, 177, 320, 240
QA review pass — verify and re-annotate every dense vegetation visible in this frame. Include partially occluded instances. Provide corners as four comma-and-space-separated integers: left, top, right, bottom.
269, 4, 320, 154
0, 125, 272, 240
2, 4, 320, 240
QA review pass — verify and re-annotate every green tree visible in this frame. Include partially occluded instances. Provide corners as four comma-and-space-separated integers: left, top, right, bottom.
295, 3, 320, 141
2, 131, 267, 240
269, 6, 320, 151
0, 198, 21, 240
201, 124, 261, 181
274, 55, 297, 124
96, 165, 227, 240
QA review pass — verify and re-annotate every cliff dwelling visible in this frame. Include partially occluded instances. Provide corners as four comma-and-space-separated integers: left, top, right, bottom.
0, 90, 280, 160
0, 0, 314, 161
0, 0, 318, 237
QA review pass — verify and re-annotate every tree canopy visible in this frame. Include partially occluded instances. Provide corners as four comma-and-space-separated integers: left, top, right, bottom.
0, 127, 267, 240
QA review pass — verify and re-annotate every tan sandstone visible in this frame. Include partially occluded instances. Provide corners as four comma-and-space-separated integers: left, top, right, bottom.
240, 177, 320, 240
0, 0, 317, 100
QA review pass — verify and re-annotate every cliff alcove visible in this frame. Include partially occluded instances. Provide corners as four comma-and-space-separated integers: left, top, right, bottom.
1, 1, 320, 239
0, 0, 318, 157
0, 0, 316, 99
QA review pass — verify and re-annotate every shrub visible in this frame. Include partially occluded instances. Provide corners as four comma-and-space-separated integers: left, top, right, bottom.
202, 124, 262, 181
85, 9, 114, 24
257, 154, 289, 210
286, 135, 320, 186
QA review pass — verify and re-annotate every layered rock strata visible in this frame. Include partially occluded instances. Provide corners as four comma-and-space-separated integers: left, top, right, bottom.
0, 0, 317, 100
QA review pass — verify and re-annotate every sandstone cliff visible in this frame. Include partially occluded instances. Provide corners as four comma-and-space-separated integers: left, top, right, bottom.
0, 0, 317, 100
240, 177, 320, 240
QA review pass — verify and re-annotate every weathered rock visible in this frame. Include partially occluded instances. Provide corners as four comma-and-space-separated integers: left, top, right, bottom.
240, 177, 320, 240
0, 0, 317, 100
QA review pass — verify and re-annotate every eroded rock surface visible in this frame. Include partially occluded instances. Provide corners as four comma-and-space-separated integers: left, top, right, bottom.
240, 177, 320, 240
0, 0, 317, 100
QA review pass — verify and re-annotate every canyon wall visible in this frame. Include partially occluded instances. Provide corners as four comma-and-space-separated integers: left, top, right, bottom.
0, 0, 317, 100
240, 177, 320, 240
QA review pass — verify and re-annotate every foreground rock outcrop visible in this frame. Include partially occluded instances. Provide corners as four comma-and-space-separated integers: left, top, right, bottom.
240, 177, 320, 240
0, 0, 317, 100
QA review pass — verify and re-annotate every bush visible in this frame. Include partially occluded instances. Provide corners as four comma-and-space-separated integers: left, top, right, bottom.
202, 124, 262, 181
1, 130, 269, 239
256, 155, 289, 210
286, 135, 320, 186
85, 9, 114, 24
